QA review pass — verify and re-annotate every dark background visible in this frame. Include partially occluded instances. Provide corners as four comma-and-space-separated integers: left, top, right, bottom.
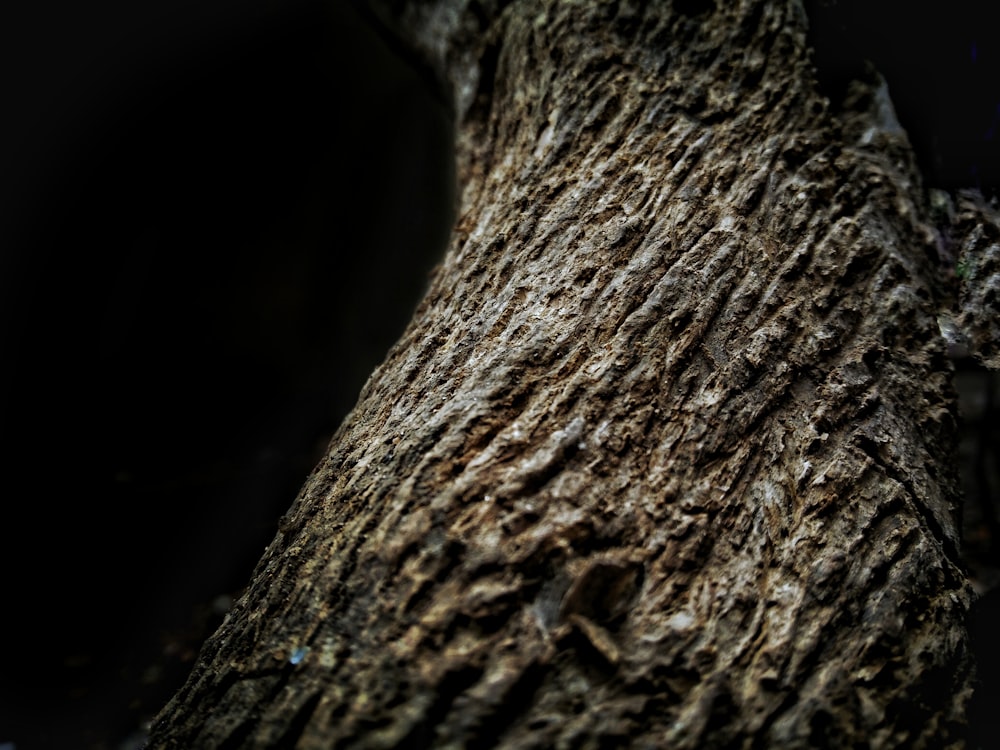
1, 1, 998, 748
1, 1, 453, 747
804, 0, 1000, 194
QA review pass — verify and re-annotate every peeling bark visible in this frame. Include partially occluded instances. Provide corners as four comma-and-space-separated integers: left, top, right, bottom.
146, 1, 984, 747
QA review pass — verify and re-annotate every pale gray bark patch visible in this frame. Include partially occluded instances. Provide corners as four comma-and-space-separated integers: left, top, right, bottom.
146, 1, 979, 748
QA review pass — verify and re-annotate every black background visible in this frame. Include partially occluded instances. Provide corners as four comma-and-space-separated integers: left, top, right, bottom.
803, 0, 1000, 194
1, 1, 453, 747
1, 1, 998, 748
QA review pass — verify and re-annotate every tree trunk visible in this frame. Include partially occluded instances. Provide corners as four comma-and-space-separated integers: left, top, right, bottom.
146, 1, 985, 747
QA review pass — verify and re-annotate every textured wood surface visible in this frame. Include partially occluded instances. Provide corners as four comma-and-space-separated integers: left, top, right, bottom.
147, 1, 980, 747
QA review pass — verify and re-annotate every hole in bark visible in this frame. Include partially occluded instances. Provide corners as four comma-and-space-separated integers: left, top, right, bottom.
560, 559, 644, 626
684, 89, 708, 115
742, 64, 766, 91
861, 346, 882, 370
840, 250, 880, 287
563, 623, 620, 674
807, 709, 836, 746
673, 0, 715, 18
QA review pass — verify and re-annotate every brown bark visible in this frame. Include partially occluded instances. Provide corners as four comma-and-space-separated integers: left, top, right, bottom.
147, 1, 984, 747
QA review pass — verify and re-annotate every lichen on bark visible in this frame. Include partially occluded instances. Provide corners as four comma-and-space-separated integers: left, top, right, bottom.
146, 1, 978, 747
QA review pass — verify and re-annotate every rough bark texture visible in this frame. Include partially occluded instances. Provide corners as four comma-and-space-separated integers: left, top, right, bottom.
934, 188, 1000, 370
147, 1, 984, 747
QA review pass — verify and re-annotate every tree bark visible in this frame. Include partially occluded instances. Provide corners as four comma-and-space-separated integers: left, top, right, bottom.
146, 1, 986, 747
